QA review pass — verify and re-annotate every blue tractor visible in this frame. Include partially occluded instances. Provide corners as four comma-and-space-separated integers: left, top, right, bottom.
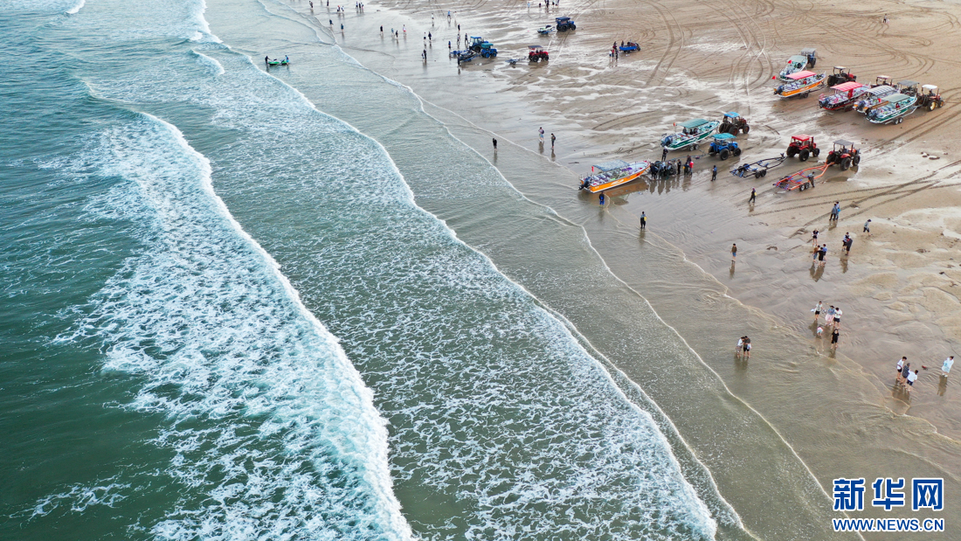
555, 16, 576, 31
479, 42, 498, 58
708, 133, 742, 161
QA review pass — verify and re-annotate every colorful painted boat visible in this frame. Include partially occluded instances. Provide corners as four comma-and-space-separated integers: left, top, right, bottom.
867, 93, 918, 124
855, 85, 897, 113
579, 160, 651, 192
660, 118, 720, 151
774, 71, 826, 98
818, 82, 867, 111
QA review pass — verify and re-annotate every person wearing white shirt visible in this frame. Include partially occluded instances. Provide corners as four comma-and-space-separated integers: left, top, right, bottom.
943, 356, 955, 378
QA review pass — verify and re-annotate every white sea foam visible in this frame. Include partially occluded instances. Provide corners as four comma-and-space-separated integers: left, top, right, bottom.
48, 0, 728, 535
64, 114, 414, 540
66, 0, 84, 15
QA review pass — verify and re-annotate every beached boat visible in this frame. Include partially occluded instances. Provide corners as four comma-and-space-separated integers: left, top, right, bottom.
578, 160, 651, 193
855, 85, 897, 113
778, 55, 810, 81
774, 70, 826, 98
867, 93, 918, 124
660, 118, 720, 151
818, 82, 867, 111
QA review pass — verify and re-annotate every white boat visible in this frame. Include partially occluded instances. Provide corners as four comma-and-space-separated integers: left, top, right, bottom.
660, 118, 720, 151
855, 85, 897, 113
818, 82, 867, 111
579, 160, 651, 192
774, 70, 826, 98
867, 93, 918, 124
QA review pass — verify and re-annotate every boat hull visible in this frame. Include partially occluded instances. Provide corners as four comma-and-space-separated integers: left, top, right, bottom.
581, 162, 651, 193
775, 76, 826, 98
661, 121, 720, 151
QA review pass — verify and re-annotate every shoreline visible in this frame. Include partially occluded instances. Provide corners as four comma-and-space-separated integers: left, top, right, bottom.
238, 0, 961, 537
314, 0, 961, 439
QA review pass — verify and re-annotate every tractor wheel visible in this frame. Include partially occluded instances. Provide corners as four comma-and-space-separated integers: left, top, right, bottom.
929, 102, 936, 111
761, 170, 767, 177
755, 172, 762, 179
733, 147, 742, 156
692, 144, 698, 150
813, 148, 820, 157
720, 149, 730, 160
801, 92, 810, 98
799, 149, 810, 162
853, 155, 861, 167
787, 147, 797, 158
742, 125, 750, 134
571, 24, 576, 30
810, 58, 816, 68
896, 117, 903, 124
938, 100, 944, 108
841, 157, 851, 171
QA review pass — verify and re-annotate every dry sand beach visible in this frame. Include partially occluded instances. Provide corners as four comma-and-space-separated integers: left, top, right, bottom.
252, 0, 961, 536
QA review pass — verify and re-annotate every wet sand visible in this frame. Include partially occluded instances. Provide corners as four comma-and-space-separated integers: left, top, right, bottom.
262, 0, 961, 537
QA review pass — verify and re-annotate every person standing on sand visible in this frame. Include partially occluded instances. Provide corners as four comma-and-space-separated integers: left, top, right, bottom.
492, 138, 497, 150
814, 301, 823, 323
843, 235, 853, 255
812, 229, 819, 247
712, 165, 717, 181
539, 127, 544, 143
831, 328, 840, 350
551, 133, 556, 149
744, 338, 751, 358
661, 148, 668, 161
818, 244, 827, 266
943, 356, 954, 377
906, 369, 918, 392
736, 336, 744, 359
265, 55, 269, 66
831, 201, 841, 222
731, 243, 737, 261
640, 211, 646, 229
749, 188, 756, 203
599, 193, 605, 206
833, 307, 842, 328
863, 219, 871, 234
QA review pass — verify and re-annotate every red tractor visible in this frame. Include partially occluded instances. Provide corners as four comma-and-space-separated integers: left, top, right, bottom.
786, 135, 820, 162
528, 45, 549, 62
824, 140, 861, 171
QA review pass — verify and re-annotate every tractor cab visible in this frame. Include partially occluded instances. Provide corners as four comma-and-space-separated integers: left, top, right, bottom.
719, 112, 750, 135
874, 75, 892, 87
827, 66, 856, 86
787, 135, 819, 161
469, 36, 486, 51
919, 84, 944, 111
528, 45, 549, 62
708, 133, 741, 160
555, 16, 576, 31
897, 80, 921, 96
826, 140, 860, 171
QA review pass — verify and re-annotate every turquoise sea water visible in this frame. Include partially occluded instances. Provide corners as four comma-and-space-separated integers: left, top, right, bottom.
0, 0, 750, 539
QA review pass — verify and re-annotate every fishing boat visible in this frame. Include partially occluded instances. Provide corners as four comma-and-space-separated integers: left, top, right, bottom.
774, 71, 826, 98
578, 160, 651, 193
777, 55, 810, 81
660, 118, 720, 151
855, 85, 897, 113
867, 93, 918, 124
818, 82, 867, 111
267, 55, 290, 66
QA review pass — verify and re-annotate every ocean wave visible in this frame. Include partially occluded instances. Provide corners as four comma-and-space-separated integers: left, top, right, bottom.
62, 114, 414, 540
